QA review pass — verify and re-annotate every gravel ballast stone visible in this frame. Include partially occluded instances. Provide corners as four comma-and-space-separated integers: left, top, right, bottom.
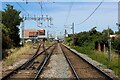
40, 44, 73, 79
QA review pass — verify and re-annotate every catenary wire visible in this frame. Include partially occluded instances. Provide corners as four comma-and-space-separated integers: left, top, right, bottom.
76, 0, 104, 25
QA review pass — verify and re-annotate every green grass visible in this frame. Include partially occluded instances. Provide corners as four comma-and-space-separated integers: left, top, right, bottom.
71, 46, 120, 78
44, 41, 55, 46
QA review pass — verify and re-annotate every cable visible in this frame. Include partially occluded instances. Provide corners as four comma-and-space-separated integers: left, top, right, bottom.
16, 2, 30, 15
42, 2, 49, 15
76, 0, 104, 25
38, 2, 47, 16
40, 2, 43, 15
64, 1, 74, 26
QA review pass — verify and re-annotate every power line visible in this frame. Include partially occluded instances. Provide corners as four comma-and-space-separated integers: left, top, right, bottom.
64, 1, 74, 26
38, 2, 43, 15
76, 0, 104, 25
38, 2, 47, 16
16, 2, 30, 16
42, 2, 49, 15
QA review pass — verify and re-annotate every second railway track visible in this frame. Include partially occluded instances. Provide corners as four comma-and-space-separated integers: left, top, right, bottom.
2, 43, 56, 80
60, 44, 114, 80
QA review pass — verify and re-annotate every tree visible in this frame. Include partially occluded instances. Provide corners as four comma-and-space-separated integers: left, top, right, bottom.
1, 23, 12, 49
89, 27, 97, 35
102, 28, 114, 36
115, 31, 120, 34
2, 4, 23, 47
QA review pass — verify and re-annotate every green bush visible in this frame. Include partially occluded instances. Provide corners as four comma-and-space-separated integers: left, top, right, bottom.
66, 27, 120, 77
112, 40, 120, 51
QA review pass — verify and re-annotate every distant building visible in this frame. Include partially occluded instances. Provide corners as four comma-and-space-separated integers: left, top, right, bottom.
110, 34, 120, 40
110, 35, 116, 38
23, 29, 47, 40
37, 29, 47, 39
23, 29, 36, 39
29, 31, 38, 37
65, 34, 68, 37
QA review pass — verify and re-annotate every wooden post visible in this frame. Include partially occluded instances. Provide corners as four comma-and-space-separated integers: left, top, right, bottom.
103, 44, 106, 53
98, 43, 101, 51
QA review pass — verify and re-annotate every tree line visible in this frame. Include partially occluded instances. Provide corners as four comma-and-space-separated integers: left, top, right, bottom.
66, 27, 120, 51
2, 4, 23, 49
1, 4, 23, 58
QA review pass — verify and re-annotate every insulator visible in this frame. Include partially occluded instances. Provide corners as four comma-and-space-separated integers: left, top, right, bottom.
50, 23, 53, 25
40, 22, 42, 25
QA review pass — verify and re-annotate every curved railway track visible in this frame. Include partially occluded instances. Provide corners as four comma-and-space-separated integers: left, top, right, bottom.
60, 44, 114, 80
2, 43, 56, 80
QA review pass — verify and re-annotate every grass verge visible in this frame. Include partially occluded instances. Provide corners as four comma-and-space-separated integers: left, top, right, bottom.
71, 46, 120, 78
3, 43, 33, 66
45, 41, 55, 46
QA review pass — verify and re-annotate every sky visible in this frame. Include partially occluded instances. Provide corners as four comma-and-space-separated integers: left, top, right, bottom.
1, 0, 120, 2
1, 0, 119, 38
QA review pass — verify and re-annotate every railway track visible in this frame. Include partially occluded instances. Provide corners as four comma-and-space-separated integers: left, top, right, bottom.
34, 43, 57, 80
39, 43, 73, 79
2, 43, 116, 80
60, 44, 114, 80
2, 43, 56, 80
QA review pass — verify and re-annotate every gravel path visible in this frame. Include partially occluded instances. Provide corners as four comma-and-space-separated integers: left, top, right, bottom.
40, 44, 73, 78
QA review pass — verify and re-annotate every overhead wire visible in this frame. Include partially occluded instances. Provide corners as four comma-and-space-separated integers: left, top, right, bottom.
38, 1, 53, 28
64, 1, 74, 26
16, 2, 30, 16
38, 1, 47, 16
76, 0, 104, 25
42, 2, 49, 15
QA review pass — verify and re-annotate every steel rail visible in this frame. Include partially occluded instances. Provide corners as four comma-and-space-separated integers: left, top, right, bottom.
61, 44, 114, 80
34, 44, 57, 80
20, 44, 42, 69
60, 44, 80, 80
21, 43, 55, 69
1, 43, 55, 80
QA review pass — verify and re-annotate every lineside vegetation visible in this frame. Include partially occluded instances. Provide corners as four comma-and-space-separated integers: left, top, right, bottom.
65, 27, 120, 77
1, 4, 23, 59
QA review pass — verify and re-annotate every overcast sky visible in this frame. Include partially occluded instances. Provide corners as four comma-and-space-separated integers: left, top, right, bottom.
1, 0, 119, 38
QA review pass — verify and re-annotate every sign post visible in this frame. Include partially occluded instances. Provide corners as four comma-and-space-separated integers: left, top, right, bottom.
72, 22, 75, 45
22, 20, 25, 46
108, 26, 111, 61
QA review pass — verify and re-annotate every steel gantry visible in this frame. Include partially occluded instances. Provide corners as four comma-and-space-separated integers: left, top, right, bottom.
21, 15, 53, 45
